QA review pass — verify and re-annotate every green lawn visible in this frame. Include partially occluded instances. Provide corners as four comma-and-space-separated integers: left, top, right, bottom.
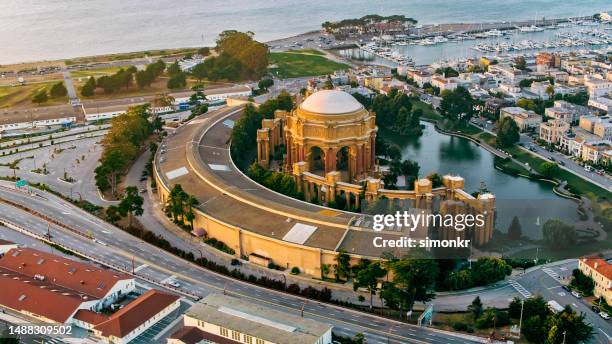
411, 99, 442, 122
0, 82, 67, 108
269, 50, 349, 78
71, 66, 124, 79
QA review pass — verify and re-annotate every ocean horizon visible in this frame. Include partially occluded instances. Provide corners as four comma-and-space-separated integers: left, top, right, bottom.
1, 0, 610, 64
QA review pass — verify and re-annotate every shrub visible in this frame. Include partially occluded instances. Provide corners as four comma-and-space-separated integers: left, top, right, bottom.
291, 266, 300, 275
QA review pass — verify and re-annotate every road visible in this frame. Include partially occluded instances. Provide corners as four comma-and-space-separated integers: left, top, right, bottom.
0, 183, 486, 344
471, 117, 612, 192
511, 260, 612, 343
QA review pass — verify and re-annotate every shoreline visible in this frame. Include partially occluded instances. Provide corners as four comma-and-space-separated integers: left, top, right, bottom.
2, 12, 607, 67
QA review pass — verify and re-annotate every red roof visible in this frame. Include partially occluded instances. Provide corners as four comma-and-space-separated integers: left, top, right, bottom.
0, 248, 132, 299
73, 309, 109, 326
0, 269, 85, 323
170, 326, 240, 344
92, 289, 179, 338
582, 257, 612, 280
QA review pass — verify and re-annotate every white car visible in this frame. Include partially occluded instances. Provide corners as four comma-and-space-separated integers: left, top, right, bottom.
168, 280, 181, 288
571, 290, 582, 298
93, 239, 107, 246
600, 312, 610, 320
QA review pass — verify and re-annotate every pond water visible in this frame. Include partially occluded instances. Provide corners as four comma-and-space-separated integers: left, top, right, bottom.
381, 121, 580, 239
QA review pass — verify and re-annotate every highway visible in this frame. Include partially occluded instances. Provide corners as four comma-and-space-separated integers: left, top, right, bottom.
0, 182, 485, 344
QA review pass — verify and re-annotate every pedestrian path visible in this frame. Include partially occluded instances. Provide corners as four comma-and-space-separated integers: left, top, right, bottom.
542, 267, 560, 280
508, 279, 532, 298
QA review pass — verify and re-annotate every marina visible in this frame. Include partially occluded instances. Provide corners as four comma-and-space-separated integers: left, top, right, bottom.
342, 20, 612, 66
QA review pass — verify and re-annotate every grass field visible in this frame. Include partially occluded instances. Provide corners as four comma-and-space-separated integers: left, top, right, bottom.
65, 47, 200, 65
73, 75, 200, 101
0, 82, 68, 108
269, 50, 349, 78
71, 66, 124, 79
411, 99, 442, 122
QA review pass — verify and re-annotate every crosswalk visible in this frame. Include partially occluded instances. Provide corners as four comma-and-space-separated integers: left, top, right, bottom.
508, 279, 532, 298
542, 268, 560, 280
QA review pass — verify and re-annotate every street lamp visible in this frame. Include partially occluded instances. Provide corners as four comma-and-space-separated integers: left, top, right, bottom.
518, 299, 524, 338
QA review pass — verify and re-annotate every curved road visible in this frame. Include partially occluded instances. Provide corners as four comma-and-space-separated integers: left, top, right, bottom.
0, 182, 485, 344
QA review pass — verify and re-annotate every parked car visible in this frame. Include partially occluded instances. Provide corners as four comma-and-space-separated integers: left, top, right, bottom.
168, 280, 181, 288
592, 305, 601, 313
562, 285, 571, 292
600, 312, 610, 320
571, 290, 582, 298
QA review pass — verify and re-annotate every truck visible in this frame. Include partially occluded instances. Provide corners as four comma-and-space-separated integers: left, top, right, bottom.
547, 300, 565, 314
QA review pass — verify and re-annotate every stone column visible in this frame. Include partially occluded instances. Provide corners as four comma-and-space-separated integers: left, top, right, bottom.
354, 192, 360, 210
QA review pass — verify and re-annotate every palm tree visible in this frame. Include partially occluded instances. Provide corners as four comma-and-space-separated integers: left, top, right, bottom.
185, 196, 199, 229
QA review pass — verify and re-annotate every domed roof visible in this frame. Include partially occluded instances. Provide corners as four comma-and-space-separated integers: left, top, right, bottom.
300, 90, 363, 115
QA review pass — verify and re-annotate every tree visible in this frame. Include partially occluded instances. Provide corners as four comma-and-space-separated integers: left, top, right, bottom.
470, 257, 512, 286
389, 257, 438, 311
32, 89, 48, 105
540, 162, 560, 178
542, 219, 576, 250
569, 269, 594, 296
81, 77, 96, 97
167, 72, 187, 89
497, 116, 520, 147
545, 306, 593, 344
514, 56, 527, 70
507, 216, 522, 240
198, 47, 211, 56
333, 249, 351, 281
49, 81, 68, 98
468, 296, 484, 319
184, 195, 199, 230
439, 87, 474, 121
545, 85, 555, 98
435, 66, 459, 77
105, 205, 122, 224
321, 264, 331, 279
426, 173, 443, 188
258, 78, 274, 91
352, 260, 387, 309
167, 61, 181, 76
118, 186, 144, 227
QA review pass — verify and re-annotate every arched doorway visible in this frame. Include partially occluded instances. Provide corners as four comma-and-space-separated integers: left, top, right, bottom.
309, 146, 325, 175
336, 146, 351, 181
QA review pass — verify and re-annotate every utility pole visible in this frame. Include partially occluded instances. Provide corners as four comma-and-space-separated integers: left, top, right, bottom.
300, 301, 306, 317
518, 299, 524, 338
562, 330, 566, 344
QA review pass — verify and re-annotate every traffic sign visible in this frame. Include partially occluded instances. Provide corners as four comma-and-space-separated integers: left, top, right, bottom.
15, 180, 28, 187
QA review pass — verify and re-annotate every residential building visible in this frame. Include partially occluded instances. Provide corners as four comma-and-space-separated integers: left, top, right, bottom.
178, 294, 333, 344
431, 76, 458, 92
407, 70, 432, 87
578, 258, 612, 305
0, 247, 135, 324
589, 96, 612, 114
581, 141, 612, 164
74, 289, 180, 344
559, 127, 602, 157
500, 107, 542, 132
539, 120, 570, 145
545, 100, 593, 124
593, 117, 612, 141
585, 78, 612, 97
535, 52, 560, 72
530, 80, 553, 99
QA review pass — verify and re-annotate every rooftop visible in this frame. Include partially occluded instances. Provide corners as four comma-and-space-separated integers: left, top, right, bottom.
300, 90, 363, 115
170, 326, 239, 344
581, 257, 612, 280
185, 294, 331, 344
0, 268, 87, 323
0, 248, 132, 299
86, 289, 179, 338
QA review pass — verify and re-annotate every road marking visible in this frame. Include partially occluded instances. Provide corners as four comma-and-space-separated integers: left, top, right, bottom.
160, 275, 177, 285
508, 280, 532, 298
133, 264, 149, 273
542, 268, 560, 280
